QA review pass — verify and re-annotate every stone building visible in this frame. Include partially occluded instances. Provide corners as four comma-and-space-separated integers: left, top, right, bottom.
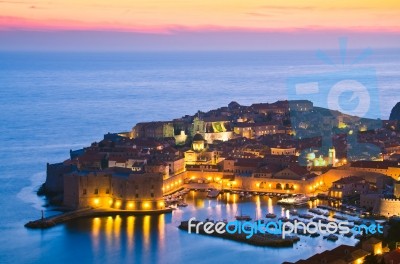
63, 167, 164, 211
349, 161, 400, 181
373, 198, 400, 217
328, 176, 371, 199
132, 121, 174, 139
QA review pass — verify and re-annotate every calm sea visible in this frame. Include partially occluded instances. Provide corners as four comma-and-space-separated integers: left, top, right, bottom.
0, 50, 399, 264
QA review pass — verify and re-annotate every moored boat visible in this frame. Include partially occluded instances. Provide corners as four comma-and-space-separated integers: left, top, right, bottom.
235, 214, 252, 221
333, 214, 347, 221
265, 213, 277, 219
207, 189, 220, 198
309, 208, 323, 215
298, 213, 314, 220
289, 209, 298, 216
324, 234, 339, 241
277, 194, 310, 206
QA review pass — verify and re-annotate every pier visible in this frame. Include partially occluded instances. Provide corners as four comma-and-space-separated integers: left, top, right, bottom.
25, 207, 173, 229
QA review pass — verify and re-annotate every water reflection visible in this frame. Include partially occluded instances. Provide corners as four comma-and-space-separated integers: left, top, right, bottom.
65, 192, 357, 264
268, 198, 273, 214
67, 213, 168, 263
91, 217, 100, 252
255, 195, 262, 219
142, 215, 150, 251
127, 216, 134, 250
105, 216, 113, 248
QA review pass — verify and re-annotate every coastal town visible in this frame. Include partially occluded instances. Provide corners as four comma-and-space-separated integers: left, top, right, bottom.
34, 100, 400, 264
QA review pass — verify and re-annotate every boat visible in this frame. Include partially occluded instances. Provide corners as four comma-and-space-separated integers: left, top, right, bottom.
344, 232, 353, 238
278, 217, 290, 222
265, 213, 277, 219
323, 212, 330, 217
235, 208, 252, 221
310, 233, 320, 237
277, 194, 310, 206
245, 193, 252, 198
289, 209, 298, 216
298, 213, 314, 220
333, 214, 348, 221
235, 214, 252, 221
177, 202, 188, 207
325, 234, 339, 241
355, 234, 363, 239
296, 227, 308, 236
312, 217, 330, 224
207, 189, 220, 198
309, 208, 323, 215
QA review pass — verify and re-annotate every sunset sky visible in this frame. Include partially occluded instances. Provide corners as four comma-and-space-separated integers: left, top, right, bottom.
1, 0, 399, 50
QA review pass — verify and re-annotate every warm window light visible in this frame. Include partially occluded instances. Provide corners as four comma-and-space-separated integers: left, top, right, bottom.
108, 199, 113, 205
143, 202, 150, 209
94, 198, 99, 205
159, 201, 164, 207
215, 177, 220, 181
178, 180, 182, 183
207, 177, 212, 181
115, 201, 121, 207
128, 202, 134, 209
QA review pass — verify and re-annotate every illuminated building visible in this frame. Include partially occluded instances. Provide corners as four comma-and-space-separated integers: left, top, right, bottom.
63, 167, 164, 211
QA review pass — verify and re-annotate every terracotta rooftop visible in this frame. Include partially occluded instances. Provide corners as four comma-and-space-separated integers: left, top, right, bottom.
333, 176, 365, 185
287, 244, 369, 264
351, 160, 400, 169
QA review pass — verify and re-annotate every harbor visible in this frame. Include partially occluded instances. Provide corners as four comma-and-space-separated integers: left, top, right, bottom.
173, 189, 384, 244
178, 219, 300, 247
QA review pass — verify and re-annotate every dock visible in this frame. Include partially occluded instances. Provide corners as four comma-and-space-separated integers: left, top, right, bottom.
178, 220, 299, 247
25, 207, 173, 229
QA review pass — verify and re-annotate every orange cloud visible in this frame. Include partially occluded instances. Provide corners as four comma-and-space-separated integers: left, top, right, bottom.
0, 0, 399, 33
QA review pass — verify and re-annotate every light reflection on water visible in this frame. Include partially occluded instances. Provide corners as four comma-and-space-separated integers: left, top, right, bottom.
64, 191, 360, 264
